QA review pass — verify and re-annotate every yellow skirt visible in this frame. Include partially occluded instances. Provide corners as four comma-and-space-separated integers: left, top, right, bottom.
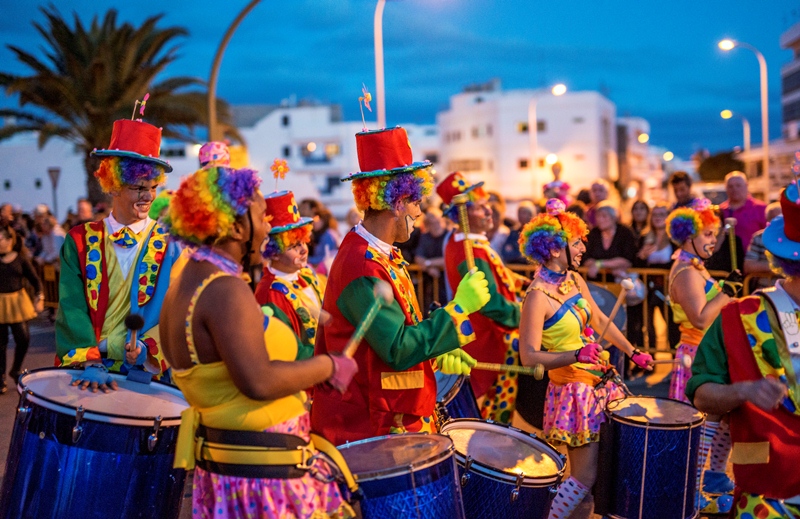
0, 290, 37, 324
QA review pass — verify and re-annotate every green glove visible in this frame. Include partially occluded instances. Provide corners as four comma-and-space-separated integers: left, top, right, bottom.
435, 348, 478, 376
452, 269, 490, 314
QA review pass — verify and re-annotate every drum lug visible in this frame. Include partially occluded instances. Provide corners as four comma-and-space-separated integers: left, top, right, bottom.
460, 456, 473, 487
16, 389, 30, 420
549, 486, 558, 496
72, 406, 85, 443
148, 415, 162, 452
511, 473, 524, 503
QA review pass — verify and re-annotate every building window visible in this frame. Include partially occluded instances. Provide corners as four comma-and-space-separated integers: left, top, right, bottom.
35, 179, 42, 189
538, 159, 545, 168
162, 148, 185, 157
282, 146, 291, 158
518, 159, 529, 169
488, 160, 494, 171
472, 127, 479, 138
424, 153, 439, 163
3, 180, 10, 190
324, 143, 341, 158
516, 122, 529, 133
282, 115, 290, 127
448, 159, 483, 172
573, 117, 585, 124
537, 120, 547, 132
575, 154, 585, 161
486, 124, 493, 136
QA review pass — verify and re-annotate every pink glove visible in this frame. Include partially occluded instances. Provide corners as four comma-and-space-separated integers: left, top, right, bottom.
327, 354, 358, 393
575, 343, 602, 364
631, 349, 654, 369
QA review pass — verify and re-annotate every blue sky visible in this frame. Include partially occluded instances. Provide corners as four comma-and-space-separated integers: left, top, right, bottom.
2, 0, 799, 160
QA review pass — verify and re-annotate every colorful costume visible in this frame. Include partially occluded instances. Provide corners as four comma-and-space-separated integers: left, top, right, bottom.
172, 272, 353, 519
438, 172, 526, 424
668, 250, 722, 402
311, 127, 476, 446
56, 119, 180, 381
256, 191, 323, 361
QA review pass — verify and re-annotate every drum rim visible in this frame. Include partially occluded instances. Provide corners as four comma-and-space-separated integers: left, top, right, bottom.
440, 418, 565, 486
338, 432, 455, 481
436, 372, 466, 405
606, 395, 705, 429
18, 367, 186, 425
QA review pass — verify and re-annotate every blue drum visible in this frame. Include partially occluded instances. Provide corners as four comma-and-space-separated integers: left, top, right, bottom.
440, 419, 565, 519
0, 368, 188, 519
604, 396, 704, 519
337, 433, 464, 519
435, 371, 480, 425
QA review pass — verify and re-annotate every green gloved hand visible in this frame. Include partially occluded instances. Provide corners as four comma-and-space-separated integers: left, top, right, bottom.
452, 269, 490, 314
435, 348, 478, 376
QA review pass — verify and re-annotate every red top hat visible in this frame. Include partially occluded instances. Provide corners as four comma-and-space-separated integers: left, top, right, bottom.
265, 191, 313, 235
341, 127, 430, 182
436, 171, 486, 208
92, 119, 172, 172
763, 181, 800, 260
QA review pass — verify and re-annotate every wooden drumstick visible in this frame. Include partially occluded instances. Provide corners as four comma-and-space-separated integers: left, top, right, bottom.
342, 280, 394, 358
651, 355, 692, 368
724, 217, 738, 272
473, 361, 545, 380
596, 278, 634, 345
452, 193, 475, 272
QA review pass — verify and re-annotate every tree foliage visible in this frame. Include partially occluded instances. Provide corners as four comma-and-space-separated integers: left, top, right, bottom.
697, 150, 744, 183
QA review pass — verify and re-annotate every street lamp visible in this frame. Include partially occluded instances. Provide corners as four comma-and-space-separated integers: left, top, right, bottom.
720, 109, 751, 154
374, 0, 387, 129
718, 38, 769, 198
208, 0, 261, 142
528, 84, 567, 196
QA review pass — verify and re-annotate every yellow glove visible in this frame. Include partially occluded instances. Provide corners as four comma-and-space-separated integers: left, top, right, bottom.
435, 349, 478, 376
452, 269, 491, 314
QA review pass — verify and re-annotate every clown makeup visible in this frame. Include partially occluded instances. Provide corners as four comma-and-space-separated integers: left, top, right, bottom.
396, 200, 422, 243
467, 198, 493, 234
271, 241, 308, 274
690, 225, 719, 259
568, 238, 586, 269
114, 179, 159, 225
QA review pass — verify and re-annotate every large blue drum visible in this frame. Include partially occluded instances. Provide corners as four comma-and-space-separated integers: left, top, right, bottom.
0, 368, 188, 519
604, 396, 704, 519
440, 419, 565, 519
337, 433, 465, 519
435, 371, 480, 425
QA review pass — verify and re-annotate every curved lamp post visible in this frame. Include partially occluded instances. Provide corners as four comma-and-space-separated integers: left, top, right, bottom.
208, 0, 262, 142
719, 38, 769, 198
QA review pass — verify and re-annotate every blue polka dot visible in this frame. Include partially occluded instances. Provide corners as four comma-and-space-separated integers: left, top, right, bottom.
87, 249, 100, 262
508, 387, 514, 393
506, 357, 514, 365
85, 264, 97, 280
784, 396, 796, 413
307, 328, 315, 338
145, 285, 155, 296
512, 338, 519, 351
138, 263, 147, 273
151, 264, 158, 272
390, 271, 397, 279
365, 251, 374, 259
739, 513, 753, 519
68, 349, 76, 357
460, 321, 473, 336
153, 240, 163, 250
453, 304, 464, 314
755, 310, 770, 333
747, 334, 757, 347
271, 283, 289, 295
88, 235, 99, 244
290, 294, 297, 300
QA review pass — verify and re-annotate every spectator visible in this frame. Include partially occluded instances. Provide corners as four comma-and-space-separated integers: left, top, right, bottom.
576, 188, 592, 207
583, 201, 637, 281
585, 179, 611, 228
501, 200, 537, 264
307, 204, 340, 275
704, 208, 745, 274
669, 170, 696, 210
719, 171, 767, 252
743, 201, 782, 289
566, 200, 587, 222
34, 214, 66, 265
75, 198, 94, 226
414, 208, 449, 309
486, 192, 510, 253
630, 199, 650, 238
1, 204, 26, 253
632, 202, 680, 355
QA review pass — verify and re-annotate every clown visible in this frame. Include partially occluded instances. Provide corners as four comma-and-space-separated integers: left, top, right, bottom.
310, 127, 490, 446
438, 171, 529, 423
518, 199, 652, 519
666, 196, 742, 513
687, 178, 800, 518
56, 118, 182, 387
255, 191, 325, 360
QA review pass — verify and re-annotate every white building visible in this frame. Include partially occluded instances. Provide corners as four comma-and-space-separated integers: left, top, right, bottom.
436, 81, 619, 202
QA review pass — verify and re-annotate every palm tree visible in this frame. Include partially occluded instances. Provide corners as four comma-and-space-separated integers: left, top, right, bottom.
0, 6, 241, 204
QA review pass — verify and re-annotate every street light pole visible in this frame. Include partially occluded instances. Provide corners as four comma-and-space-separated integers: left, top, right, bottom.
374, 0, 387, 129
529, 84, 566, 197
208, 0, 261, 142
719, 39, 769, 199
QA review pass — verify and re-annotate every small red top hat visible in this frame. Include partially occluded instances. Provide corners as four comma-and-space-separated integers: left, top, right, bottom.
436, 171, 486, 208
265, 191, 313, 235
341, 127, 430, 182
92, 119, 172, 172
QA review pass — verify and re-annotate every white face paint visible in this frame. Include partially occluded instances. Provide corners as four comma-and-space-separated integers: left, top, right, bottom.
405, 214, 415, 237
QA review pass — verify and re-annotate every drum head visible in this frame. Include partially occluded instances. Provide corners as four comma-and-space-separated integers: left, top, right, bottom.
19, 368, 188, 426
440, 419, 564, 485
435, 371, 461, 403
607, 396, 704, 428
337, 433, 453, 481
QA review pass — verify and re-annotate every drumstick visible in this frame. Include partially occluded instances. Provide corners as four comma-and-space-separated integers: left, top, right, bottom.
597, 278, 634, 345
724, 217, 738, 272
342, 280, 394, 358
651, 355, 692, 368
473, 361, 545, 380
124, 314, 145, 352
451, 193, 475, 271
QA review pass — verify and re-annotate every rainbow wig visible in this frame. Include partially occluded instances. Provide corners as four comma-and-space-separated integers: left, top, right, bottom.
665, 198, 720, 245
351, 167, 434, 212
165, 166, 261, 245
262, 224, 312, 259
519, 199, 588, 265
95, 157, 166, 194
443, 184, 489, 223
